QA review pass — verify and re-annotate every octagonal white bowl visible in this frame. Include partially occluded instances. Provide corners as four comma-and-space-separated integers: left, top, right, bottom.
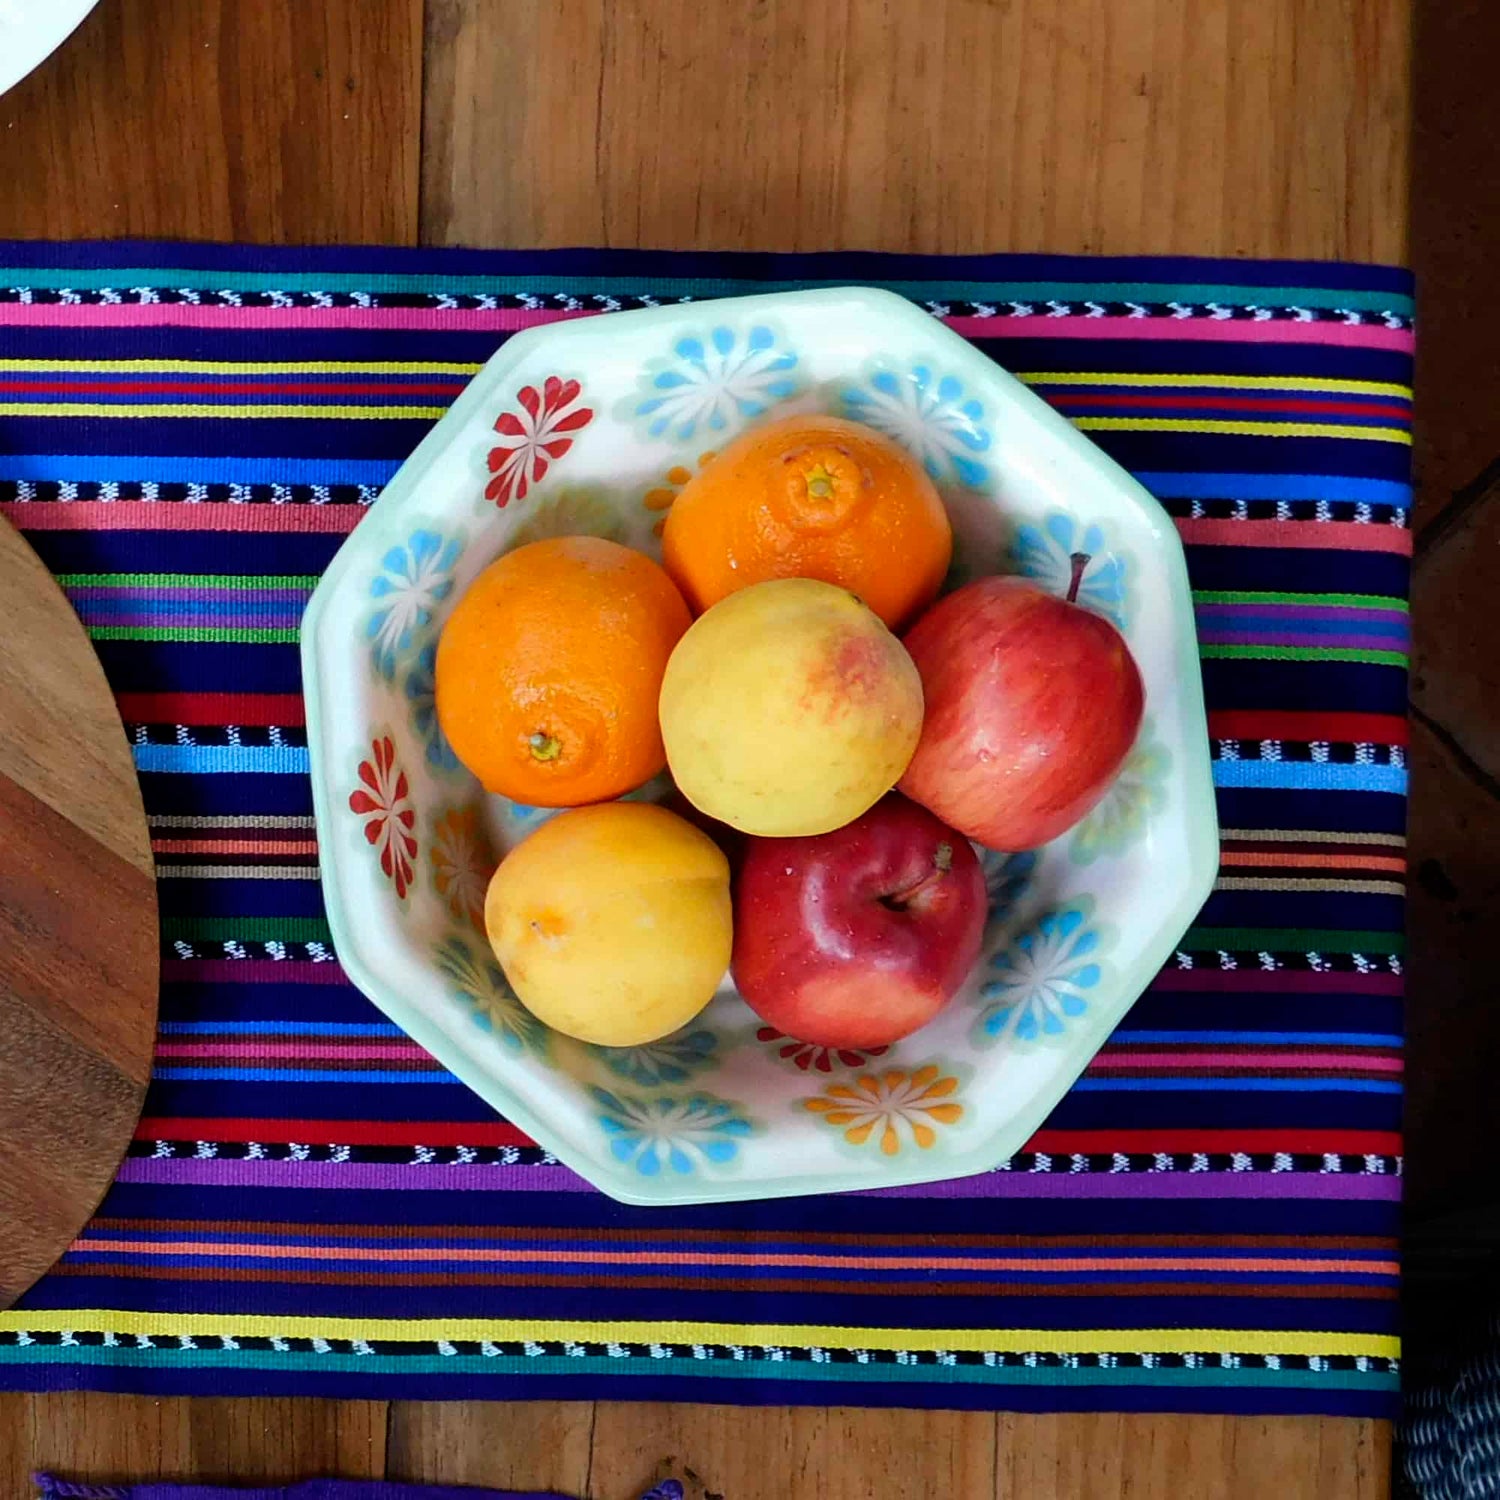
302, 287, 1218, 1206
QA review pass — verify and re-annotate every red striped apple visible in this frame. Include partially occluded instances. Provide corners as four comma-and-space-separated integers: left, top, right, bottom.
898, 567, 1144, 850
731, 794, 985, 1049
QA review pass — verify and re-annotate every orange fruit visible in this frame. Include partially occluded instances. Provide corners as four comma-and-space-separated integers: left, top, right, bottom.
435, 536, 690, 806
660, 413, 952, 629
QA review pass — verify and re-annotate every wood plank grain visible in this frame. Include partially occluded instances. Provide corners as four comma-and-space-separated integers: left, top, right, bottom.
1, 1392, 387, 1489
386, 1400, 595, 1492
0, 0, 424, 244
420, 0, 1409, 261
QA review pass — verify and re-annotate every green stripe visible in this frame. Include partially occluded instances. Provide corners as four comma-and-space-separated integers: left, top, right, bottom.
162, 916, 333, 944
58, 572, 321, 590
87, 626, 300, 644
1193, 590, 1408, 612
0, 266, 1414, 313
1199, 646, 1408, 667
0, 1346, 1397, 1391
1184, 927, 1404, 956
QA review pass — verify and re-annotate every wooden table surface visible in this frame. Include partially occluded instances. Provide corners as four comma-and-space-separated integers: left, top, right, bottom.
0, 1, 1410, 1494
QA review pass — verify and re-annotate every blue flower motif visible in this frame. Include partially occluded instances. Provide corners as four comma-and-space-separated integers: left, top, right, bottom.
595, 1028, 719, 1086
367, 529, 461, 680
435, 934, 547, 1057
1010, 512, 1128, 628
976, 846, 1037, 933
403, 642, 460, 773
976, 904, 1107, 1048
842, 365, 991, 486
631, 325, 799, 442
591, 1087, 753, 1177
1070, 731, 1171, 864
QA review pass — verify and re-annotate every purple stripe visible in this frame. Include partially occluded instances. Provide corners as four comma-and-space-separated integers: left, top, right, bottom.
74, 609, 301, 630
1194, 603, 1407, 625
111, 1158, 1403, 1201
68, 585, 311, 602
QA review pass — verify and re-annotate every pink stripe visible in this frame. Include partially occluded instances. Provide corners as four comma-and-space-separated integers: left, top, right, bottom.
1091, 1050, 1402, 1074
1175, 518, 1413, 555
0, 300, 1415, 352
1, 502, 365, 533
1149, 969, 1403, 995
155, 1041, 434, 1062
944, 314, 1415, 352
162, 959, 354, 987
0, 304, 590, 332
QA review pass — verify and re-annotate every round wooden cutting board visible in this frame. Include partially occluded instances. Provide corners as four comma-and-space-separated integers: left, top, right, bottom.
0, 515, 158, 1309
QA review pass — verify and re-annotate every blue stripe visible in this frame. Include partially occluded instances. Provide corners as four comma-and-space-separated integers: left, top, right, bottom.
1197, 612, 1409, 640
1111, 1031, 1403, 1047
1, 453, 399, 485
134, 744, 310, 775
1136, 472, 1411, 505
1211, 761, 1407, 794
152, 1068, 460, 1084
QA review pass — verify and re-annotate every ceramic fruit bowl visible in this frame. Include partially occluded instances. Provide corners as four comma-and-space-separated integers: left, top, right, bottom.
302, 287, 1218, 1206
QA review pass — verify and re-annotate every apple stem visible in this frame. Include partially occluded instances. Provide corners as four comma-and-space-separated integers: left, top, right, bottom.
1067, 552, 1090, 604
881, 843, 954, 910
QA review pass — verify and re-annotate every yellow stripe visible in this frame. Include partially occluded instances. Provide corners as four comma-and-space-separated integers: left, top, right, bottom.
1018, 371, 1412, 398
0, 359, 482, 375
1071, 417, 1411, 445
1220, 828, 1406, 846
0, 1309, 1401, 1357
1214, 876, 1406, 896
0, 403, 448, 421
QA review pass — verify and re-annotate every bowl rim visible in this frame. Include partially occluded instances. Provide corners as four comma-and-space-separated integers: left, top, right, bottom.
301, 285, 1220, 1206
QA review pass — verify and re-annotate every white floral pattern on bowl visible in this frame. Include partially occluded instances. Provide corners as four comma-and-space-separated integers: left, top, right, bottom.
303, 286, 1217, 1206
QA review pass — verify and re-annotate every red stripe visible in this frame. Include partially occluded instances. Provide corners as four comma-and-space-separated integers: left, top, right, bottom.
1175, 518, 1413, 555
132, 1117, 1400, 1156
1207, 710, 1408, 746
117, 692, 306, 726
135, 1117, 533, 1147
0, 380, 466, 398
1050, 392, 1409, 420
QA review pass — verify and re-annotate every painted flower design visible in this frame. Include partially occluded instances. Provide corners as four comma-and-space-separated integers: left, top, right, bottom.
429, 806, 493, 929
592, 1088, 753, 1177
757, 1026, 889, 1075
976, 846, 1037, 933
508, 485, 625, 548
486, 376, 594, 507
1070, 729, 1171, 864
348, 735, 417, 899
977, 904, 1107, 1047
367, 529, 461, 680
1010, 512, 1128, 628
803, 1065, 964, 1155
842, 365, 991, 487
632, 326, 798, 442
641, 451, 717, 537
435, 934, 546, 1056
597, 1028, 718, 1086
403, 642, 460, 772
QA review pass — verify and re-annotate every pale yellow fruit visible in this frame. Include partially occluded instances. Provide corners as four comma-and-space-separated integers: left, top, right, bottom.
484, 801, 731, 1046
658, 577, 924, 837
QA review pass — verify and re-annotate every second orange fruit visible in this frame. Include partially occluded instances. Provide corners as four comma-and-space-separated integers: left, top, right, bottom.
435, 536, 690, 807
660, 413, 952, 630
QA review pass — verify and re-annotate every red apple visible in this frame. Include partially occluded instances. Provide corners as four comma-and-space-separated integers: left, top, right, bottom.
731, 794, 986, 1049
899, 567, 1143, 850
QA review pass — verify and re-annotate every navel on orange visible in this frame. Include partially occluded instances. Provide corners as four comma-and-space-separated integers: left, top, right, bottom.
435, 536, 690, 806
660, 413, 952, 629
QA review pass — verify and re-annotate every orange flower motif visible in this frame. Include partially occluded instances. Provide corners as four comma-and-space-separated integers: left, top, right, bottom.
803, 1065, 963, 1156
641, 451, 717, 537
429, 807, 493, 929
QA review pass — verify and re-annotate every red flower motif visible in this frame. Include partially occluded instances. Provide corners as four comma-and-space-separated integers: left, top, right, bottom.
486, 376, 593, 506
348, 735, 417, 899
756, 1026, 889, 1074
